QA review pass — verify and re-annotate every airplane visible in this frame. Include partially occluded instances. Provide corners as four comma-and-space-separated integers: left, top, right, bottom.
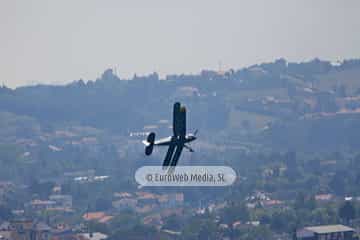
142, 102, 197, 167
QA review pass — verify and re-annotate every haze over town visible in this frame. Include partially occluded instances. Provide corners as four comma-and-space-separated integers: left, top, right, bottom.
1, 0, 360, 87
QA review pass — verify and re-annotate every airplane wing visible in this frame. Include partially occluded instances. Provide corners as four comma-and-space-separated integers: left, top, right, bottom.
170, 145, 183, 167
173, 102, 186, 137
154, 136, 172, 145
162, 144, 176, 167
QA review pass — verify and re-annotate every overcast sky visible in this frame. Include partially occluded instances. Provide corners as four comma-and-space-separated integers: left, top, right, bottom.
1, 0, 360, 88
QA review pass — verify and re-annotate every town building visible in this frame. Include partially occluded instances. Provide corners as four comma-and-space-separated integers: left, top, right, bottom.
296, 224, 356, 240
49, 195, 72, 209
0, 220, 52, 240
78, 232, 107, 240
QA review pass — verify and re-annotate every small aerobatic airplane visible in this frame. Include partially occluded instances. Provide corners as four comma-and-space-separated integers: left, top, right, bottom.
143, 102, 197, 167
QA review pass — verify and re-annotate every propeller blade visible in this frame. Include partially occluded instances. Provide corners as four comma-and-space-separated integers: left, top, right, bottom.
184, 144, 194, 153
194, 129, 198, 136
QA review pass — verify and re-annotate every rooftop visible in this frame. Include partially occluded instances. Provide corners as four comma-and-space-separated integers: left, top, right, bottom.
305, 225, 354, 234
82, 212, 105, 221
78, 232, 108, 240
82, 212, 113, 223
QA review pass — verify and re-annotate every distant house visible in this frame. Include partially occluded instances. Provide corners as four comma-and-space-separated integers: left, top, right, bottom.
81, 137, 97, 144
160, 208, 183, 219
113, 192, 132, 199
112, 198, 137, 211
78, 232, 108, 240
135, 205, 155, 214
315, 194, 334, 202
0, 222, 10, 231
143, 214, 162, 227
296, 224, 356, 240
143, 125, 158, 131
232, 221, 242, 230
49, 195, 72, 208
261, 199, 284, 208
136, 192, 158, 206
82, 212, 113, 223
219, 224, 229, 230
6, 220, 52, 240
0, 182, 14, 203
175, 86, 200, 98
51, 223, 76, 240
52, 185, 61, 194
158, 193, 184, 208
30, 200, 56, 211
48, 145, 62, 152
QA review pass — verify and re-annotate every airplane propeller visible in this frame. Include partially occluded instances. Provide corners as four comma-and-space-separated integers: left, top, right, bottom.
184, 144, 194, 153
184, 129, 198, 153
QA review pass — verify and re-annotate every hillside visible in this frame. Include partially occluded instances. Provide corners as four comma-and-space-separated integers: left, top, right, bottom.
1, 58, 360, 151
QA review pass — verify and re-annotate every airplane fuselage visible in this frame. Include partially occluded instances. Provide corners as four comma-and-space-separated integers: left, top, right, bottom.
154, 134, 196, 146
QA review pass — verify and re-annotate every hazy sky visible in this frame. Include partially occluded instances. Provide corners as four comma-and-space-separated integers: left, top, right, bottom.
1, 0, 360, 88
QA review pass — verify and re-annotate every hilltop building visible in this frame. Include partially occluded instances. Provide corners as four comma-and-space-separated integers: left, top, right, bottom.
296, 224, 356, 240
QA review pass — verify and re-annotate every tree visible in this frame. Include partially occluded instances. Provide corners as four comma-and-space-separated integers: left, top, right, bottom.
221, 203, 250, 225
284, 151, 297, 169
110, 211, 139, 232
244, 226, 273, 240
339, 201, 356, 224
330, 171, 347, 196
109, 224, 161, 240
0, 205, 12, 220
294, 192, 306, 210
162, 214, 183, 231
270, 209, 296, 233
28, 179, 55, 199
306, 195, 317, 210
198, 220, 218, 240
95, 198, 112, 211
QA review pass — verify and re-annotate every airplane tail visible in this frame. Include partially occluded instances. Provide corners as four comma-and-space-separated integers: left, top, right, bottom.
143, 132, 155, 155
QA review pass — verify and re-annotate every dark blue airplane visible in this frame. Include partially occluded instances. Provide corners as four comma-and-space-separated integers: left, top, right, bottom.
143, 102, 197, 167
